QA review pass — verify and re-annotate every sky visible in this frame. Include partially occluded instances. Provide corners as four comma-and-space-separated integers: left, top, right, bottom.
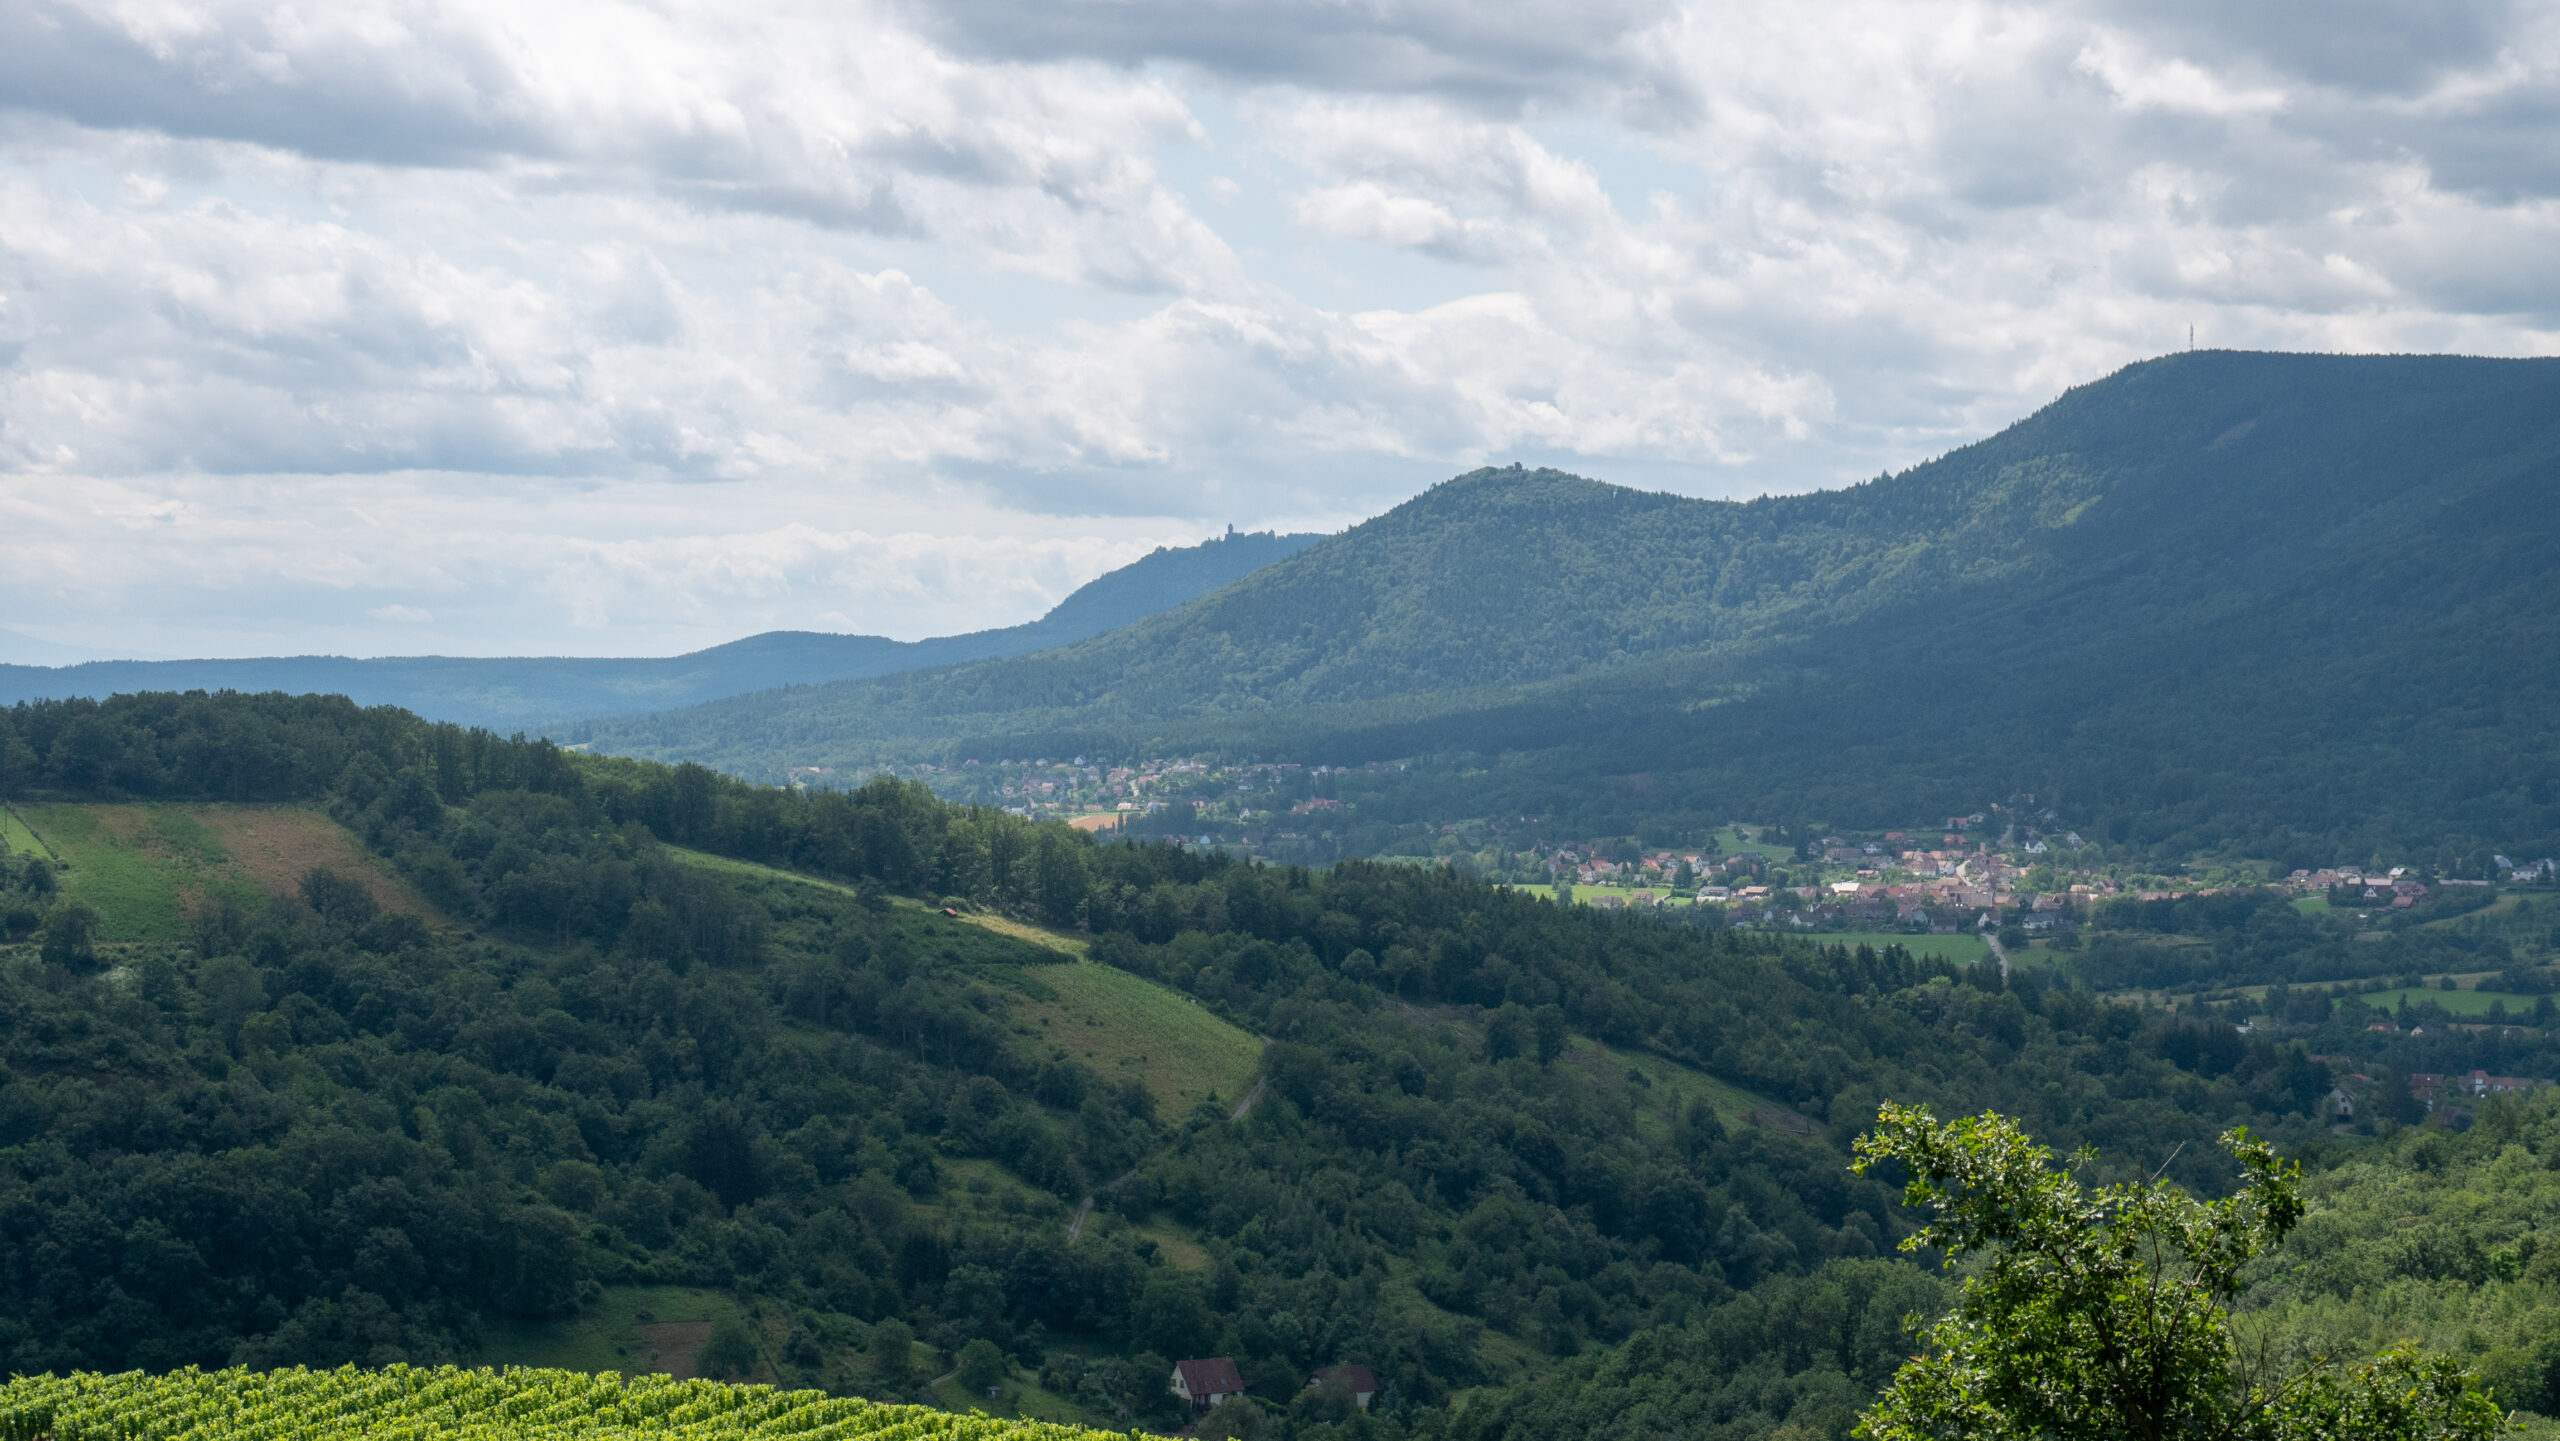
2, 0, 2556, 660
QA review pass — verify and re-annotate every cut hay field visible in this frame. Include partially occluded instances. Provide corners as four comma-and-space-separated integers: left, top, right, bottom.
6, 803, 439, 943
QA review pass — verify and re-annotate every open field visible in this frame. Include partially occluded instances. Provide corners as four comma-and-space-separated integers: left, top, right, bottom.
667, 848, 1055, 964
928, 1372, 1094, 1426
2358, 987, 2546, 1018
2292, 895, 2333, 915
1009, 960, 1262, 1117
11, 803, 436, 943
1713, 826, 1795, 859
957, 909, 1090, 957
1, 805, 53, 859
480, 1285, 750, 1379
1589, 1038, 1818, 1138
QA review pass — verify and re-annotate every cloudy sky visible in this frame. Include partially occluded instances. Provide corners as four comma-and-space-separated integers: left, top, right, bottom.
2, 0, 2555, 660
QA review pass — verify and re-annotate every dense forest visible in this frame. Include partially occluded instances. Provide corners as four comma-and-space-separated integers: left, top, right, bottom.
589, 351, 2560, 868
0, 692, 2537, 1437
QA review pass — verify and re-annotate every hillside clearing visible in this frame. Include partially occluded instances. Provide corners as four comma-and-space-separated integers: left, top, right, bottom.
664, 847, 1259, 1117
11, 802, 436, 943
1010, 960, 1262, 1119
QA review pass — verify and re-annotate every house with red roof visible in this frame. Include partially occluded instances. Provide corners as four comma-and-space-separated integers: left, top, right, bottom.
1170, 1358, 1245, 1412
1308, 1365, 1379, 1410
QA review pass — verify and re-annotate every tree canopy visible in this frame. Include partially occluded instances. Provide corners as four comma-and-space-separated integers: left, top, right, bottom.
1852, 1106, 2500, 1441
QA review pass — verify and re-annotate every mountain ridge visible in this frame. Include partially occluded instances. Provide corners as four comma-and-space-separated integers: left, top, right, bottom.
0, 528, 1322, 733
586, 351, 2560, 859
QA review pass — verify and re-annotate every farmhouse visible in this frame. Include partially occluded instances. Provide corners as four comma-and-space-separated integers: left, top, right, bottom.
1170, 1358, 1245, 1412
1308, 1365, 1380, 1409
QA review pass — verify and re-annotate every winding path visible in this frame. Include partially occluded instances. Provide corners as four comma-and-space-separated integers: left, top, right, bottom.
1229, 1076, 1268, 1120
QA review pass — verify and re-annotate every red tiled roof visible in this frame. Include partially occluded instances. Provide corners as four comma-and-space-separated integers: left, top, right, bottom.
1175, 1359, 1244, 1397
1312, 1365, 1378, 1396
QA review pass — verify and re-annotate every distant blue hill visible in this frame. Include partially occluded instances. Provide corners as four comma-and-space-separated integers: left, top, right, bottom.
0, 529, 1321, 733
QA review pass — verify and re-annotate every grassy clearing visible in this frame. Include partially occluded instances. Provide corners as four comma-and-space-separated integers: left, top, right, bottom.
478, 1284, 943, 1404
1, 806, 54, 859
1126, 1219, 1214, 1272
191, 807, 439, 919
1011, 962, 1262, 1119
12, 803, 436, 943
478, 1285, 750, 1378
2358, 987, 2546, 1018
1589, 1039, 1811, 1138
905, 1156, 1075, 1240
957, 909, 1090, 958
1799, 931, 1990, 964
663, 847, 1261, 1118
2293, 895, 2334, 915
929, 1371, 1093, 1426
665, 848, 1063, 969
1713, 826, 1795, 859
17, 806, 199, 940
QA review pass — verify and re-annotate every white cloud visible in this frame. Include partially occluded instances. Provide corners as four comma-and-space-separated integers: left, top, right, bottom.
0, 0, 2556, 657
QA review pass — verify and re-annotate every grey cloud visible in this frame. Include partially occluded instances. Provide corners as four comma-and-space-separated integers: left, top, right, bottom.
2088, 0, 2518, 96
0, 0, 1210, 263
0, 2, 551, 166
900, 0, 1686, 111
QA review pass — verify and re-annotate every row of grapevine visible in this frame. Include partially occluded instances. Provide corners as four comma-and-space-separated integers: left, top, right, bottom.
0, 1367, 1144, 1441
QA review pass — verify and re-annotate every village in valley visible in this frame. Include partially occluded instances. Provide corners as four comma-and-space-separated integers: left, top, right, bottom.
800, 754, 2558, 942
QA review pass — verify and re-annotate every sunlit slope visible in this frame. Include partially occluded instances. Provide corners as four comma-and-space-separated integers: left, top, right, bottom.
666, 848, 1261, 1118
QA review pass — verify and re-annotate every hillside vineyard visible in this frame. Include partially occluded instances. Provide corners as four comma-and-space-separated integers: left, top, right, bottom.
0, 1366, 1131, 1441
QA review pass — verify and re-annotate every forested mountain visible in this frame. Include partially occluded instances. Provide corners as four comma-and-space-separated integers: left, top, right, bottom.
4, 690, 2522, 1439
0, 531, 1320, 734
592, 351, 2560, 864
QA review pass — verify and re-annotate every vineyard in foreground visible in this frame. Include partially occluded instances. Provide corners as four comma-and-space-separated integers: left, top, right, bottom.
0, 1367, 1144, 1441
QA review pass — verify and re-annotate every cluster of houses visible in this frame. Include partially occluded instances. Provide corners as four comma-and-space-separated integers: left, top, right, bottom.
1168, 1359, 1378, 1417
2288, 867, 2433, 908
2319, 1067, 2550, 1121
2496, 855, 2559, 883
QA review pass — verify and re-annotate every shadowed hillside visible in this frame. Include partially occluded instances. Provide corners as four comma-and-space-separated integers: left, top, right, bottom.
586, 351, 2560, 861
